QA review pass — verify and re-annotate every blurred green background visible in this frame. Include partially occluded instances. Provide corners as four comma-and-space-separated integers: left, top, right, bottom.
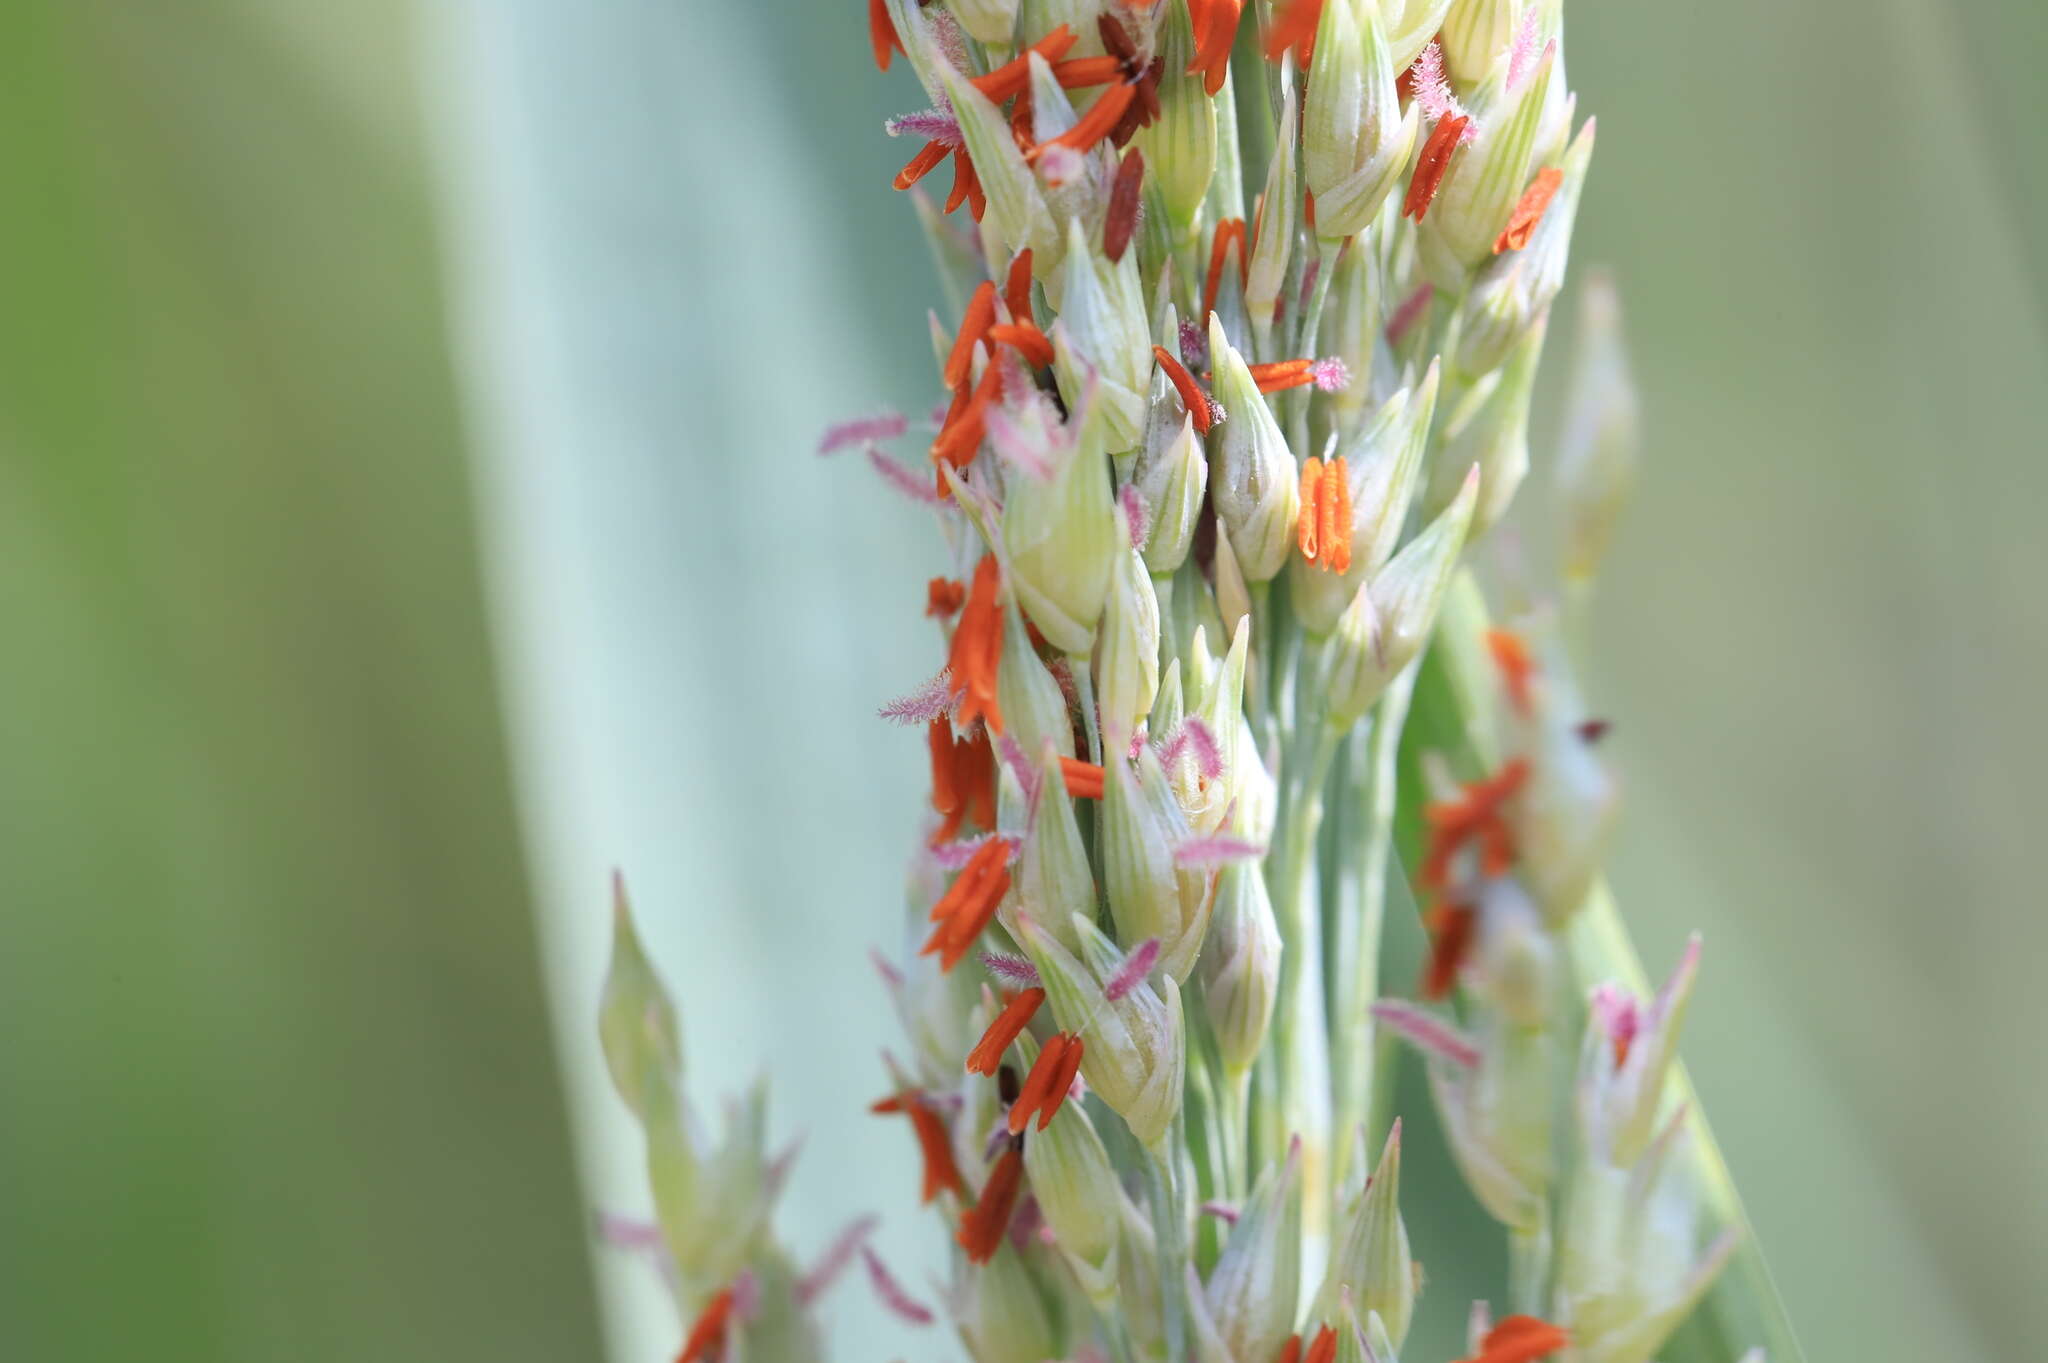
4, 2, 2043, 1362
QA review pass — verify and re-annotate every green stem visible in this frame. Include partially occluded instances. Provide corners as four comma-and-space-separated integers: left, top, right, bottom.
1329, 663, 1418, 1191
1143, 1134, 1189, 1363
1508, 1214, 1554, 1318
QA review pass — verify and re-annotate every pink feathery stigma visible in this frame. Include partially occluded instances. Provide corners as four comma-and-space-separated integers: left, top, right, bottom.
1308, 357, 1350, 392
1411, 41, 1479, 144
929, 832, 1003, 870
1199, 1200, 1241, 1225
1371, 999, 1483, 1069
1385, 281, 1435, 344
994, 732, 1045, 808
883, 108, 963, 147
1177, 317, 1208, 370
866, 446, 946, 506
818, 409, 909, 455
1505, 9, 1543, 91
982, 950, 1042, 987
1104, 938, 1161, 1000
879, 667, 956, 724
860, 1246, 936, 1326
1588, 981, 1641, 1056
796, 1214, 878, 1306
1161, 716, 1225, 781
927, 399, 950, 429
1120, 484, 1152, 549
1174, 834, 1266, 869
869, 947, 905, 989
593, 1211, 663, 1251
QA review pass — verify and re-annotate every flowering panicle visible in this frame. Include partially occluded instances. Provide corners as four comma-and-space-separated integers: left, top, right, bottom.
591, 6, 1802, 1362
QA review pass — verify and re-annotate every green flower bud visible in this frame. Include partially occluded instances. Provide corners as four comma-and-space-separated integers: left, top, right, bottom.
599, 873, 682, 1121
1416, 46, 1556, 288
1304, 0, 1423, 240
1006, 741, 1093, 955
945, 0, 1020, 45
1140, 0, 1217, 229
1323, 238, 1385, 430
1428, 1014, 1552, 1229
1289, 360, 1442, 636
659, 1075, 776, 1282
1188, 616, 1252, 833
1504, 644, 1619, 926
1135, 410, 1207, 575
1115, 1191, 1169, 1358
1003, 380, 1120, 654
1019, 0, 1108, 56
1428, 313, 1546, 538
1150, 654, 1185, 736
958, 1241, 1062, 1363
1551, 268, 1640, 586
1050, 216, 1152, 451
1441, 0, 1520, 82
1578, 938, 1700, 1168
995, 594, 1077, 760
1017, 911, 1185, 1147
1316, 1121, 1415, 1346
1384, 0, 1456, 71
1103, 740, 1214, 981
1246, 84, 1300, 346
1203, 1142, 1304, 1363
1097, 546, 1161, 736
1021, 1086, 1123, 1298
1559, 1074, 1738, 1363
935, 61, 1056, 263
1328, 469, 1477, 725
1208, 316, 1301, 580
1457, 116, 1594, 376
1469, 877, 1556, 1028
1198, 858, 1281, 1074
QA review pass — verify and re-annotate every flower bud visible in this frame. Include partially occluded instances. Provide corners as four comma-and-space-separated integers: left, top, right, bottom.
656, 1075, 777, 1282
1304, 0, 1423, 239
945, 0, 1020, 45
1017, 910, 1185, 1147
1199, 858, 1281, 1074
1441, 0, 1519, 81
1289, 360, 1442, 635
1323, 239, 1385, 429
1203, 1141, 1304, 1363
1245, 84, 1299, 345
1208, 315, 1301, 581
1189, 616, 1252, 830
1457, 116, 1594, 375
1503, 645, 1619, 926
1021, 1082, 1123, 1297
1578, 937, 1700, 1168
1134, 410, 1207, 575
1150, 655, 1185, 736
935, 60, 1056, 262
1103, 741, 1214, 981
1140, 0, 1218, 229
1557, 1101, 1739, 1363
1384, 0, 1457, 71
1006, 741, 1094, 955
1050, 216, 1152, 450
1416, 46, 1556, 288
1315, 1121, 1415, 1346
1097, 546, 1162, 735
1428, 313, 1545, 539
1427, 1015, 1552, 1229
1115, 1191, 1170, 1357
995, 594, 1077, 759
958, 1240, 1062, 1363
1328, 468, 1477, 725
1552, 268, 1640, 586
599, 874, 683, 1121
1468, 876, 1556, 1028
1019, 0, 1107, 55
1002, 379, 1121, 654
